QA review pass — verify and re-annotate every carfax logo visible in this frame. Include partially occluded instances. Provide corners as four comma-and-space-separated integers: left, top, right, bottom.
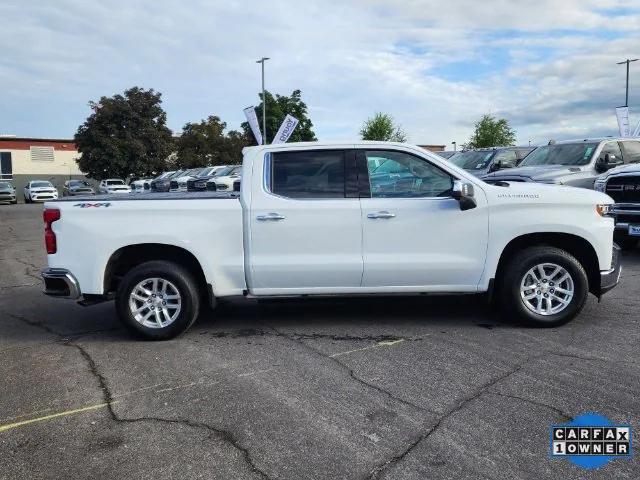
551, 413, 632, 469
73, 202, 111, 208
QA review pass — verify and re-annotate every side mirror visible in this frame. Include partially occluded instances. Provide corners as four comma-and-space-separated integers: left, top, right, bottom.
452, 180, 477, 211
489, 161, 502, 173
596, 153, 622, 173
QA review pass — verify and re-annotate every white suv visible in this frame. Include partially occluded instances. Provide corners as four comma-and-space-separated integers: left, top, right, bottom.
24, 180, 58, 203
98, 179, 131, 194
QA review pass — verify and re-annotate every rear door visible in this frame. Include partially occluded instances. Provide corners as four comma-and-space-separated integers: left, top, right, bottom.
247, 149, 364, 294
359, 148, 489, 291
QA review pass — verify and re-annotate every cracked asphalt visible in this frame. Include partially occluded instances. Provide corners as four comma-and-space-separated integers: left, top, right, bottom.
1, 203, 639, 479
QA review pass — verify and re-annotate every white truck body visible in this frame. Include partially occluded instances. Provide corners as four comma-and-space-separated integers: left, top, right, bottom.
41, 142, 620, 338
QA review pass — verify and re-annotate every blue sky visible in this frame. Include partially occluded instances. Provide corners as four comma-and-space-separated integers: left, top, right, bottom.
0, 0, 639, 147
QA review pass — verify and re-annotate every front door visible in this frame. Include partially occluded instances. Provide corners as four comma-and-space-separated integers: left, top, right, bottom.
360, 149, 489, 291
248, 149, 364, 295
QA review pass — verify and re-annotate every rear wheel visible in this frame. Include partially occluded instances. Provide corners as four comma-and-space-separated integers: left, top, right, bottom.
115, 260, 201, 340
499, 246, 588, 327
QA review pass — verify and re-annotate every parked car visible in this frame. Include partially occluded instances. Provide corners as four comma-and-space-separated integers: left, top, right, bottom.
482, 138, 640, 187
24, 180, 58, 203
151, 170, 184, 192
131, 179, 152, 193
63, 180, 95, 197
170, 168, 206, 192
186, 166, 230, 192
449, 146, 534, 177
211, 165, 242, 191
437, 150, 457, 159
42, 141, 619, 340
594, 162, 640, 250
0, 181, 17, 204
98, 179, 131, 194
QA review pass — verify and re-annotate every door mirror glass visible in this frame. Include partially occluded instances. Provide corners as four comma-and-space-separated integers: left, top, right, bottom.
452, 180, 477, 211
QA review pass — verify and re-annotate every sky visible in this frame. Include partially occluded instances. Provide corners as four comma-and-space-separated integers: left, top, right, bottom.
1, 0, 639, 147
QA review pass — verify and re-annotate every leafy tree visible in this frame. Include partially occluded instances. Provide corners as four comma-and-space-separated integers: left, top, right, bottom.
360, 112, 407, 142
176, 116, 249, 168
241, 89, 316, 144
75, 87, 174, 179
466, 114, 516, 149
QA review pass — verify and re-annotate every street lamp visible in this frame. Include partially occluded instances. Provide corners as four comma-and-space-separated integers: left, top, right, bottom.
616, 58, 638, 107
256, 57, 269, 144
452, 141, 457, 152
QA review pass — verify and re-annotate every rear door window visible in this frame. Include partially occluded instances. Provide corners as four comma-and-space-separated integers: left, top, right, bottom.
270, 150, 346, 198
621, 141, 640, 163
600, 142, 624, 162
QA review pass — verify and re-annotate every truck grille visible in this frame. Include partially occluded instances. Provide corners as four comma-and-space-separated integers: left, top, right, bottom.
606, 176, 640, 203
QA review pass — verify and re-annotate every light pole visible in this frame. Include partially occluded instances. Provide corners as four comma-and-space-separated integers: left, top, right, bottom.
617, 58, 638, 107
452, 141, 457, 152
256, 57, 269, 144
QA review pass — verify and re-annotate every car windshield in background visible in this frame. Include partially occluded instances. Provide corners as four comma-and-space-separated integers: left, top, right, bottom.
106, 180, 125, 185
214, 166, 234, 177
450, 150, 495, 170
519, 143, 598, 166
198, 167, 216, 177
70, 180, 90, 187
0, 182, 12, 189
31, 181, 52, 188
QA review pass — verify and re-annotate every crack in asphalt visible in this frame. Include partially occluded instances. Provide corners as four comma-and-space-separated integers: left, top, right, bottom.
482, 391, 573, 422
3, 311, 272, 479
200, 327, 418, 343
67, 341, 273, 480
364, 353, 546, 480
258, 322, 438, 418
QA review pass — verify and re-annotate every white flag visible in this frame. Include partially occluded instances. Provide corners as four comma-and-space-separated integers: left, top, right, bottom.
633, 118, 640, 137
243, 106, 263, 145
615, 106, 631, 137
272, 114, 299, 144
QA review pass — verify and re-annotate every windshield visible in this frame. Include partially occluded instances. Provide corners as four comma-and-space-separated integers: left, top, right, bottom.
106, 180, 125, 185
0, 181, 12, 189
519, 143, 598, 166
450, 150, 496, 170
69, 180, 90, 187
198, 167, 216, 177
214, 166, 234, 177
31, 181, 53, 188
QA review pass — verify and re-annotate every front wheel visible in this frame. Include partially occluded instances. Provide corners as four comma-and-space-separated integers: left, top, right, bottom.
115, 260, 201, 340
498, 246, 588, 327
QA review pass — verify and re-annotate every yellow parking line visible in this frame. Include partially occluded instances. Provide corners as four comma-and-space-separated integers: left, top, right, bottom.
0, 402, 115, 433
330, 339, 405, 358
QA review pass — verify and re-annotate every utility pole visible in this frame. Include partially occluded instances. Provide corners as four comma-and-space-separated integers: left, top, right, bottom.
617, 58, 638, 107
256, 57, 269, 144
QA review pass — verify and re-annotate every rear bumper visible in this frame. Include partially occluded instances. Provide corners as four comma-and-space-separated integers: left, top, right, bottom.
41, 268, 81, 299
599, 244, 621, 296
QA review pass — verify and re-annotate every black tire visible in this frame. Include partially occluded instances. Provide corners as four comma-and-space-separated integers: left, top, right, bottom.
24, 196, 30, 204
115, 260, 201, 340
498, 246, 588, 328
614, 235, 637, 251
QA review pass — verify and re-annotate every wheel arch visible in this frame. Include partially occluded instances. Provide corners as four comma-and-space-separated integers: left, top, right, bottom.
493, 232, 600, 295
104, 243, 209, 299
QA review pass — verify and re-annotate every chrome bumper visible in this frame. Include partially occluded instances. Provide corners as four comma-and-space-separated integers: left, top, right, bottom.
41, 268, 81, 299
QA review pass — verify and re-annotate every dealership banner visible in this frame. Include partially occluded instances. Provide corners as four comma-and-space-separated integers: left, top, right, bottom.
272, 114, 299, 144
615, 106, 630, 137
243, 106, 263, 145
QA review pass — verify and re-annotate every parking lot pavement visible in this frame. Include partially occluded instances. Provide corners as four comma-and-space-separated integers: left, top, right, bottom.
0, 203, 638, 480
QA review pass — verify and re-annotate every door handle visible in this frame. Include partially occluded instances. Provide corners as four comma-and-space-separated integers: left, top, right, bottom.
256, 213, 286, 221
367, 211, 396, 219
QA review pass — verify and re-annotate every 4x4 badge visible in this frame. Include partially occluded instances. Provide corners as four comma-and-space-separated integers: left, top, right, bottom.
73, 203, 111, 208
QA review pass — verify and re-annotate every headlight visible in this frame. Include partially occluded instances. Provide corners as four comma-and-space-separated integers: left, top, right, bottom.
596, 204, 613, 217
594, 181, 605, 192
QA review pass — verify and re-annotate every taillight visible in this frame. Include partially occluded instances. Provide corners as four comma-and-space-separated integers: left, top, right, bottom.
43, 208, 61, 254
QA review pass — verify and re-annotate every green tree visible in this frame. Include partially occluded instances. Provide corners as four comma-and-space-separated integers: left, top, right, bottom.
176, 116, 249, 168
241, 89, 316, 144
360, 112, 407, 142
75, 87, 174, 179
466, 114, 516, 149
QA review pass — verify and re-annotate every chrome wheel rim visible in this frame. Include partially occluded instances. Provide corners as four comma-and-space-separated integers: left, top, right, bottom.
128, 277, 182, 328
520, 263, 574, 316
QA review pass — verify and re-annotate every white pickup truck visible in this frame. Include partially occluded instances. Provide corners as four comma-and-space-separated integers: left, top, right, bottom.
41, 142, 621, 339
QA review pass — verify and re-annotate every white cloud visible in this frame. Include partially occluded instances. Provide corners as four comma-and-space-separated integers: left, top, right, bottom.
0, 0, 638, 146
